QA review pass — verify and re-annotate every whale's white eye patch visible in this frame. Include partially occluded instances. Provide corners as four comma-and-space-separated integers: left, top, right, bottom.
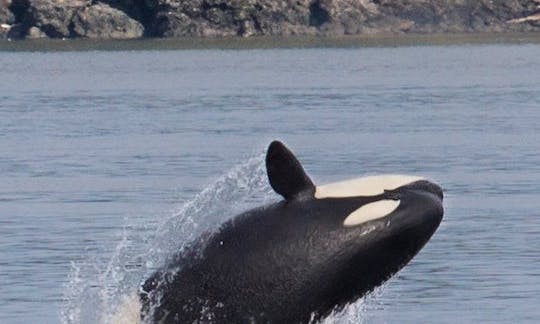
343, 199, 400, 227
315, 175, 423, 199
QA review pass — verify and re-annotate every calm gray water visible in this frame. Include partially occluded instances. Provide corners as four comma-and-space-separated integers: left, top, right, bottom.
1, 43, 540, 323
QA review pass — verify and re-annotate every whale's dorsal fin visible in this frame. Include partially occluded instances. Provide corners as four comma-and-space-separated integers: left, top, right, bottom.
266, 141, 315, 201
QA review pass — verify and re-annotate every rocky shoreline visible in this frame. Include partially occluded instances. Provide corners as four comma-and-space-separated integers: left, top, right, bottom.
1, 0, 540, 40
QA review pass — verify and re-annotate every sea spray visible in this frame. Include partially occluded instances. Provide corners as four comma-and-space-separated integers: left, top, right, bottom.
142, 153, 275, 274
316, 284, 388, 324
61, 153, 274, 323
61, 152, 381, 323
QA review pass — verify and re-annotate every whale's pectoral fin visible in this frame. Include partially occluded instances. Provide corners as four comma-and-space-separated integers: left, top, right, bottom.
266, 141, 315, 201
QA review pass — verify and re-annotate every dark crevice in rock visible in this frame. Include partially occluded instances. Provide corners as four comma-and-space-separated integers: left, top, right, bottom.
148, 6, 187, 38
40, 24, 65, 38
137, 0, 158, 27
6, 24, 27, 38
309, 1, 329, 27
98, 0, 157, 36
9, 0, 30, 23
137, 1, 159, 37
251, 14, 262, 32
68, 20, 76, 38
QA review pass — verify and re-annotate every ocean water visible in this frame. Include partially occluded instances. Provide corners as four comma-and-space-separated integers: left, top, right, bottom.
1, 43, 540, 323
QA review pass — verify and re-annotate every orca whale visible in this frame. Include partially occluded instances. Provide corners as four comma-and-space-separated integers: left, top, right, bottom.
139, 141, 444, 323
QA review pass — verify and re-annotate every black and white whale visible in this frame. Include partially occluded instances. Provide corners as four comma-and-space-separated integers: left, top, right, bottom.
135, 141, 444, 323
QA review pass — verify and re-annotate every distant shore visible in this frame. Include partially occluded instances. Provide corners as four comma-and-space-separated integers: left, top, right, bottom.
1, 32, 540, 52
1, 1, 540, 41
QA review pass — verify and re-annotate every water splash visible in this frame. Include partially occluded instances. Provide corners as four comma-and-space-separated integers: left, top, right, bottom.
142, 153, 276, 274
61, 153, 274, 324
316, 285, 388, 324
61, 152, 382, 323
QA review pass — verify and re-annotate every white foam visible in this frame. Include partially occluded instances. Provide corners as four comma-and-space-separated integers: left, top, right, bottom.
315, 175, 423, 199
105, 294, 141, 324
61, 153, 274, 324
343, 200, 400, 227
316, 283, 388, 324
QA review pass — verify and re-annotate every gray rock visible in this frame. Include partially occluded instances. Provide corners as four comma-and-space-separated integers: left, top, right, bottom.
150, 0, 319, 37
363, 0, 540, 33
147, 0, 540, 37
22, 1, 143, 39
1, 0, 15, 24
247, 0, 317, 36
0, 26, 10, 39
26, 25, 46, 38
71, 3, 144, 39
154, 10, 237, 37
1, 0, 15, 38
26, 0, 90, 38
5, 0, 540, 39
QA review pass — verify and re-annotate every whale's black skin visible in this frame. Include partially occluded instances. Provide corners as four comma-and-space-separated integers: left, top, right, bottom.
140, 141, 444, 323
